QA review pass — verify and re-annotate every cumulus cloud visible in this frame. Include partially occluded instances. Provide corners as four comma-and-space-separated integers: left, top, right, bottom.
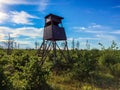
0, 0, 49, 12
111, 30, 120, 34
0, 11, 39, 25
10, 11, 38, 25
67, 37, 100, 49
0, 34, 5, 40
0, 26, 43, 39
39, 0, 49, 11
12, 27, 43, 38
73, 23, 110, 34
0, 26, 44, 48
0, 12, 9, 23
68, 37, 99, 41
96, 34, 117, 41
0, 0, 28, 11
72, 23, 119, 43
0, 0, 49, 24
0, 0, 27, 5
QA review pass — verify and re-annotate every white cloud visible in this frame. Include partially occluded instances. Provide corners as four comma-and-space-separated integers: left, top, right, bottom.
67, 37, 100, 49
88, 23, 102, 28
110, 30, 120, 34
0, 26, 13, 35
39, 0, 49, 11
0, 0, 49, 5
0, 0, 28, 5
0, 26, 43, 48
79, 27, 86, 30
0, 12, 9, 23
11, 11, 38, 25
0, 0, 28, 11
73, 23, 110, 34
68, 37, 99, 41
0, 34, 5, 40
72, 23, 119, 45
77, 37, 99, 40
0, 11, 39, 24
0, 26, 43, 39
96, 34, 117, 41
13, 40, 34, 49
0, 0, 49, 12
12, 27, 43, 38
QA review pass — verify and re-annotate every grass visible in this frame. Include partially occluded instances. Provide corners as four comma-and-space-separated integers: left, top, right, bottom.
47, 73, 120, 90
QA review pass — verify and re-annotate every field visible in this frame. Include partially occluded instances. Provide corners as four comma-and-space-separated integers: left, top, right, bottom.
0, 46, 120, 90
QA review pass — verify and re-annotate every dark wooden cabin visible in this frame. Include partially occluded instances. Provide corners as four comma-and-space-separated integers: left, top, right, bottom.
43, 14, 67, 41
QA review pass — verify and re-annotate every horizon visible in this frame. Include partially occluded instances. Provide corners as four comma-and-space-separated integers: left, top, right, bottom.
0, 0, 120, 49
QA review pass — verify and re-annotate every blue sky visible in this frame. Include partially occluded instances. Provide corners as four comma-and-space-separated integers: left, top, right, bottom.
0, 0, 120, 49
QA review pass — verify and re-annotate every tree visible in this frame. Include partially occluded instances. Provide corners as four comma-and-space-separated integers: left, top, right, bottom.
71, 38, 75, 50
0, 55, 12, 90
35, 41, 39, 49
26, 58, 51, 90
3, 34, 14, 55
98, 42, 105, 50
86, 40, 90, 50
109, 40, 118, 50
0, 67, 11, 90
72, 50, 98, 82
76, 41, 80, 50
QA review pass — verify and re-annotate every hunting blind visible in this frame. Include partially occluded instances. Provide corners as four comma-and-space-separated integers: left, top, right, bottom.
44, 14, 66, 40
38, 14, 69, 66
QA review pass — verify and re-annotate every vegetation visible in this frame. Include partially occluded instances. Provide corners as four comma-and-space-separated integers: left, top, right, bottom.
0, 41, 120, 90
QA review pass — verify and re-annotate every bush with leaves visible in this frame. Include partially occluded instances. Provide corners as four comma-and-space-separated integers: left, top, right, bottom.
111, 63, 120, 78
72, 49, 99, 82
0, 54, 12, 90
26, 56, 51, 90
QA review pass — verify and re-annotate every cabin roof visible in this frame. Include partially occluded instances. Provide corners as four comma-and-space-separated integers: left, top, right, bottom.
45, 13, 63, 19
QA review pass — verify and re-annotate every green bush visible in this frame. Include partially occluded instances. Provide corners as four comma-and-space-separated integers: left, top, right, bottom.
72, 50, 98, 82
26, 57, 51, 90
111, 63, 120, 78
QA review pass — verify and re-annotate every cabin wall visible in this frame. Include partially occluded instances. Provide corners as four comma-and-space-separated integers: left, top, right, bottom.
43, 25, 66, 40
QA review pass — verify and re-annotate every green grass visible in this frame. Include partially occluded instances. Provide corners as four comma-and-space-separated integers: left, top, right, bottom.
48, 73, 120, 90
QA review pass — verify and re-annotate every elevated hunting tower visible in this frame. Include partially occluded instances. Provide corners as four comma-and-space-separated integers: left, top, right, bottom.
44, 14, 66, 40
38, 14, 69, 66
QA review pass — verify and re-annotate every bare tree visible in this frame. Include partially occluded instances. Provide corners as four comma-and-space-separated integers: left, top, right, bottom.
72, 38, 75, 50
35, 41, 39, 49
86, 40, 90, 50
18, 43, 20, 49
0, 45, 3, 49
60, 42, 65, 49
98, 42, 104, 50
14, 42, 17, 49
76, 41, 80, 50
3, 34, 14, 55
